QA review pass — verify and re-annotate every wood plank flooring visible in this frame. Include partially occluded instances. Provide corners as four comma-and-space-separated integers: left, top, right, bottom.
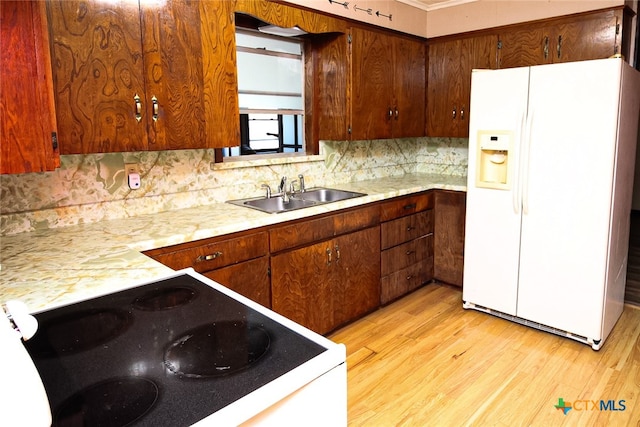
329, 283, 640, 426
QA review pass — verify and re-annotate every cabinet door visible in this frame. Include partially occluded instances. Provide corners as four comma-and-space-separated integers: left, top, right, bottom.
434, 191, 466, 287
1, 1, 59, 174
552, 9, 621, 63
332, 227, 380, 328
271, 241, 334, 334
426, 39, 462, 137
48, 0, 148, 154
350, 27, 394, 140
203, 257, 271, 308
392, 36, 426, 138
498, 25, 551, 68
140, 1, 207, 150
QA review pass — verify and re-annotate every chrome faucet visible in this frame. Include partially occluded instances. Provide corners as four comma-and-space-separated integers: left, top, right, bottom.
261, 183, 272, 199
298, 174, 306, 192
278, 176, 289, 202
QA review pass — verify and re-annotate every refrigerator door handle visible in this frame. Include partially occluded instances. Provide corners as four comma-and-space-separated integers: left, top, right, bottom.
514, 112, 527, 214
522, 110, 534, 215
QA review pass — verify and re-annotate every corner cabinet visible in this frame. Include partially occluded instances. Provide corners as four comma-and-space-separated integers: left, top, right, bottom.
47, 0, 239, 154
427, 34, 498, 138
143, 231, 271, 308
349, 26, 426, 140
1, 1, 59, 174
498, 8, 624, 68
270, 205, 381, 335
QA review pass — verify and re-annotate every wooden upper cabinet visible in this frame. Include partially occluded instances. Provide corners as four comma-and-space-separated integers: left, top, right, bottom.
350, 27, 425, 140
1, 1, 59, 174
498, 8, 623, 68
427, 34, 497, 138
47, 0, 238, 154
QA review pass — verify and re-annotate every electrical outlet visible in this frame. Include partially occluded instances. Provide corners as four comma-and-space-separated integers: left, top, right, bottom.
124, 163, 141, 190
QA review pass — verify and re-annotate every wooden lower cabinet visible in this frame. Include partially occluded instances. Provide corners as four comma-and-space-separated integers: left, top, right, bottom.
434, 190, 466, 287
271, 226, 380, 335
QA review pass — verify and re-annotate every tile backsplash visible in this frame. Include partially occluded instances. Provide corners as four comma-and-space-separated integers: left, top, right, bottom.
0, 137, 467, 236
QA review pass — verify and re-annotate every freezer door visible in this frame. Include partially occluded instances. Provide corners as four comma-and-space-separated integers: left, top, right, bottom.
462, 67, 530, 315
515, 59, 622, 339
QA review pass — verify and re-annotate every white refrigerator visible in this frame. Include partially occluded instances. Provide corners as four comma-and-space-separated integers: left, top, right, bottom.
462, 58, 640, 350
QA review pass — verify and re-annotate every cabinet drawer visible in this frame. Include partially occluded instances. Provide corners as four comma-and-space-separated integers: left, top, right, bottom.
381, 210, 433, 250
146, 232, 268, 272
381, 261, 433, 304
380, 192, 433, 222
381, 234, 433, 276
270, 204, 380, 253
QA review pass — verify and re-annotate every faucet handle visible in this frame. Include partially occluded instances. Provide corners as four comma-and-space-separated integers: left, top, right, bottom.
279, 176, 287, 193
261, 183, 272, 198
289, 179, 298, 195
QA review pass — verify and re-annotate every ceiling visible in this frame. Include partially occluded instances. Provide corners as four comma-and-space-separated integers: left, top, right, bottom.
397, 0, 478, 11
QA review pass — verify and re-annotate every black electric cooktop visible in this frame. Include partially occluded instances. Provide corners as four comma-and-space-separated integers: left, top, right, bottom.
24, 273, 327, 426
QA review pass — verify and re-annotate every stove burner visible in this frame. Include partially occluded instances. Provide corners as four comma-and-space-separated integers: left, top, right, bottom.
27, 308, 132, 357
164, 320, 271, 378
53, 377, 158, 427
132, 286, 197, 311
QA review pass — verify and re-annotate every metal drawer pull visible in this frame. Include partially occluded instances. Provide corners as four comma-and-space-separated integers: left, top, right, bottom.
406, 275, 413, 281
403, 203, 417, 210
406, 250, 415, 256
134, 94, 142, 122
197, 251, 222, 262
406, 226, 415, 231
151, 96, 159, 122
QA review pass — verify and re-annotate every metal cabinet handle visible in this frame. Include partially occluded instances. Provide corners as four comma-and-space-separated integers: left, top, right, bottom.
460, 107, 465, 120
388, 108, 393, 119
134, 94, 142, 122
335, 244, 341, 262
557, 35, 562, 59
406, 275, 413, 281
151, 96, 159, 122
543, 36, 549, 59
406, 226, 415, 232
394, 108, 399, 119
405, 250, 415, 256
452, 107, 457, 120
196, 251, 222, 262
327, 248, 332, 265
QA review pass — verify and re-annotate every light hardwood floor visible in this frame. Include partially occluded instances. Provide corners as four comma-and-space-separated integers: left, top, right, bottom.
329, 283, 640, 426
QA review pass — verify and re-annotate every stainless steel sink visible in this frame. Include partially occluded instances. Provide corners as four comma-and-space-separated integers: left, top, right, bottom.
227, 187, 367, 214
293, 187, 367, 203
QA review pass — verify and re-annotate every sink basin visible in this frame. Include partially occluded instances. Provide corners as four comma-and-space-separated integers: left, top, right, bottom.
228, 187, 367, 214
229, 196, 317, 214
293, 187, 367, 203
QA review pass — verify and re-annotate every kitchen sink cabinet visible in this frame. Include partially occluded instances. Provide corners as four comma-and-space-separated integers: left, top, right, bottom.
497, 8, 625, 68
1, 1, 59, 174
427, 34, 498, 138
47, 0, 238, 154
380, 192, 434, 304
142, 231, 271, 307
349, 26, 426, 140
270, 205, 381, 335
271, 226, 380, 335
434, 190, 466, 287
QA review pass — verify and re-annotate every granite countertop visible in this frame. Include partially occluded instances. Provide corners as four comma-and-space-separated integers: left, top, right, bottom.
0, 174, 466, 312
